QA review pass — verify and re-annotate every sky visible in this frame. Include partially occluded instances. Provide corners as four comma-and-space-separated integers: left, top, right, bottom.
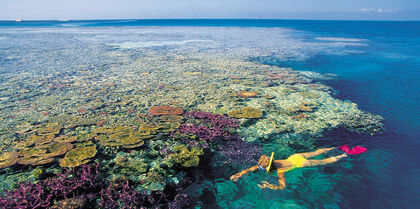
1, 0, 419, 20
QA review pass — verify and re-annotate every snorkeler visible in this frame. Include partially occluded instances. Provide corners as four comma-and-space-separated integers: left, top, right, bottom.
230, 145, 367, 190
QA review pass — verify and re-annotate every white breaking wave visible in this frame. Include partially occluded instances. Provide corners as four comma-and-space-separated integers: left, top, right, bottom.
316, 37, 367, 42
109, 39, 211, 48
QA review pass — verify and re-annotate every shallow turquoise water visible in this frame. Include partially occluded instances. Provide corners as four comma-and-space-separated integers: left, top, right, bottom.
0, 20, 419, 208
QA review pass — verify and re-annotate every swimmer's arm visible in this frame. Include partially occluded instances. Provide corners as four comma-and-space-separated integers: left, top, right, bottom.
277, 171, 286, 189
258, 171, 286, 190
230, 165, 259, 181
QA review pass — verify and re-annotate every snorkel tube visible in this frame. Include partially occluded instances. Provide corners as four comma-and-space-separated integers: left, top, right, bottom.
266, 152, 274, 172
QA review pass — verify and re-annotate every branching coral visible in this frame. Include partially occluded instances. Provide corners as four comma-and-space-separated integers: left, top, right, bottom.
173, 111, 239, 142
0, 164, 100, 209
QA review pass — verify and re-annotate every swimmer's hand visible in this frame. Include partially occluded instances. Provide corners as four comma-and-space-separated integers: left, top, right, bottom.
230, 173, 242, 181
258, 181, 285, 190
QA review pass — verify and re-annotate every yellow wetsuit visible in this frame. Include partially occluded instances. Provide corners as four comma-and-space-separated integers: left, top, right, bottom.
282, 154, 307, 172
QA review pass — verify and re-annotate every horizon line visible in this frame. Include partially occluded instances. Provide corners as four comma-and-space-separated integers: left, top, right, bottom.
1, 18, 419, 22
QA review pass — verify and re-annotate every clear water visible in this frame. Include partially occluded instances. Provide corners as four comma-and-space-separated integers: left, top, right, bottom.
0, 20, 419, 208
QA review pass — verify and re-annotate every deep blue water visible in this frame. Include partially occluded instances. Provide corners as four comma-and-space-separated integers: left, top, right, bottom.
1, 19, 419, 208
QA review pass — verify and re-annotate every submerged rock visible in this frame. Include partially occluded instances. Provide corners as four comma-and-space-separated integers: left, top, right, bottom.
341, 112, 384, 134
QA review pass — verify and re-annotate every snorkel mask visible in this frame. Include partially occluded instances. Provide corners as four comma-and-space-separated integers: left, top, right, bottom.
258, 152, 274, 172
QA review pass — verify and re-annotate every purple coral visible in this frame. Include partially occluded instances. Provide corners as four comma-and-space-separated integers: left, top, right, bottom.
185, 111, 239, 129
0, 163, 187, 208
173, 111, 239, 142
0, 181, 52, 209
0, 163, 100, 208
168, 194, 192, 209
98, 181, 141, 209
99, 183, 171, 209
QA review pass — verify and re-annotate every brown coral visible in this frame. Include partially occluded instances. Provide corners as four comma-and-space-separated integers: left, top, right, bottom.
299, 103, 313, 112
53, 135, 78, 143
237, 91, 258, 98
51, 196, 87, 209
227, 107, 263, 119
148, 106, 183, 116
0, 151, 18, 169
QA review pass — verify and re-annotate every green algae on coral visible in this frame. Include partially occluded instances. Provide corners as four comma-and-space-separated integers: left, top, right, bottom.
17, 156, 54, 166
299, 91, 321, 99
169, 144, 204, 167
227, 107, 263, 119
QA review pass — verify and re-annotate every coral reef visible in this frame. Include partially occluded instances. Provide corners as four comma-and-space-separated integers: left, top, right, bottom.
0, 27, 387, 208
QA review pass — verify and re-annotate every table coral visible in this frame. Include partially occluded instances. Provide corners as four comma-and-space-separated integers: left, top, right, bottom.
148, 106, 184, 116
0, 151, 18, 169
59, 145, 97, 168
16, 142, 73, 166
227, 107, 263, 119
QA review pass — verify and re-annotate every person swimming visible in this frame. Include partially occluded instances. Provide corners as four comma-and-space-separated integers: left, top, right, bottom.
230, 146, 366, 190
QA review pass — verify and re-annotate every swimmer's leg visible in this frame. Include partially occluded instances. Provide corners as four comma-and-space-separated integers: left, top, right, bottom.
302, 154, 347, 167
297, 147, 335, 158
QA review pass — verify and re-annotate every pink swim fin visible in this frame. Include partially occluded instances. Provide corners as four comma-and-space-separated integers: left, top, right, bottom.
338, 145, 367, 155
